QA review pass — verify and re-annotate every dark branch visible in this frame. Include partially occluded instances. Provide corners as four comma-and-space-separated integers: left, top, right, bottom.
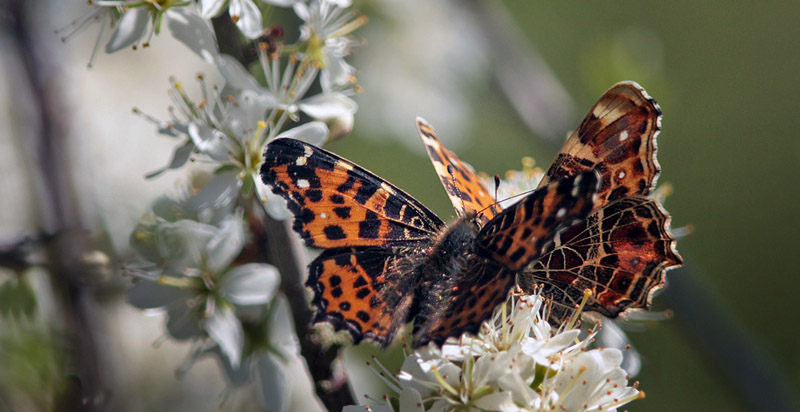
212, 14, 356, 411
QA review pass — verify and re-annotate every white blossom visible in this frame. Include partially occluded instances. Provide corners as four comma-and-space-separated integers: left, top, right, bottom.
127, 212, 281, 368
356, 292, 644, 412
294, 0, 366, 87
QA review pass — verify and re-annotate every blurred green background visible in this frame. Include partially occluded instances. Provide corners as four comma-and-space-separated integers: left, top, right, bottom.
331, 2, 800, 411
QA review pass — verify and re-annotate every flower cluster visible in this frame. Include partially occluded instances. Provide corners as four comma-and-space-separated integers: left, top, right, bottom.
352, 292, 644, 412
60, 0, 365, 67
111, 0, 364, 408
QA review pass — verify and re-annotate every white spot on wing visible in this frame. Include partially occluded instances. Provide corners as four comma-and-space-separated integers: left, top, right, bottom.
618, 171, 626, 179
336, 161, 354, 171
297, 179, 310, 188
380, 182, 395, 194
556, 208, 566, 218
571, 174, 583, 197
320, 212, 327, 219
619, 131, 629, 141
296, 156, 307, 166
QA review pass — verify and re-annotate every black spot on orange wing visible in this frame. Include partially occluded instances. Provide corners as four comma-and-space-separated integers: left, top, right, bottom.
261, 138, 445, 248
521, 196, 682, 324
478, 171, 600, 271
538, 82, 663, 209
416, 118, 500, 223
307, 247, 420, 346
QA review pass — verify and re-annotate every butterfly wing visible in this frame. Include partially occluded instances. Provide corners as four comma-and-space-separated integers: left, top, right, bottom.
412, 261, 516, 347
522, 197, 682, 323
538, 82, 662, 208
417, 118, 501, 223
262, 138, 445, 345
307, 247, 421, 346
523, 82, 681, 323
478, 171, 601, 271
262, 138, 445, 248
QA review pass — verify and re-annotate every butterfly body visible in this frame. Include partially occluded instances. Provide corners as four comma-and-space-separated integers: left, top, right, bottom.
261, 81, 681, 348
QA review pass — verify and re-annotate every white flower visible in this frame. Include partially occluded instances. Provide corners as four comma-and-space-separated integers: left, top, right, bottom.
354, 0, 488, 150
294, 0, 366, 87
199, 0, 298, 38
217, 51, 357, 125
127, 212, 281, 368
356, 292, 643, 412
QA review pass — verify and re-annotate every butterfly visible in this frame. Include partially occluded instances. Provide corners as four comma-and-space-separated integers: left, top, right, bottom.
519, 82, 682, 324
260, 81, 680, 347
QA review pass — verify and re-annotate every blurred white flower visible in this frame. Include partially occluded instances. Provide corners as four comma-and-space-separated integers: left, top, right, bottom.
127, 212, 280, 368
355, 0, 489, 150
294, 0, 366, 87
61, 1, 217, 63
356, 292, 644, 412
200, 0, 303, 38
217, 50, 357, 127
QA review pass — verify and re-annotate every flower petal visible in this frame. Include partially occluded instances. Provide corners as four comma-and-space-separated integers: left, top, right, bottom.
198, 0, 227, 18
184, 170, 240, 216
256, 353, 288, 412
217, 54, 269, 94
298, 93, 358, 120
268, 295, 300, 354
206, 304, 244, 368
398, 387, 424, 412
145, 140, 195, 179
292, 2, 310, 21
166, 301, 204, 340
187, 123, 229, 160
166, 8, 219, 64
105, 7, 149, 53
209, 345, 254, 385
255, 177, 293, 220
275, 122, 329, 146
219, 263, 280, 305
230, 0, 263, 39
262, 0, 298, 5
473, 391, 513, 411
205, 213, 245, 274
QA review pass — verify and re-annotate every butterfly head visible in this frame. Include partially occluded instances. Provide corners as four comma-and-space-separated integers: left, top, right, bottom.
434, 213, 481, 259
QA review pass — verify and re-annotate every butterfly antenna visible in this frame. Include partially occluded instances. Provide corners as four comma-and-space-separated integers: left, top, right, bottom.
493, 174, 501, 203
476, 186, 540, 216
447, 165, 469, 213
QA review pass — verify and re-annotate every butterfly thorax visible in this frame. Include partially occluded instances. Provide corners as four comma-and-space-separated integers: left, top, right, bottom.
427, 215, 481, 278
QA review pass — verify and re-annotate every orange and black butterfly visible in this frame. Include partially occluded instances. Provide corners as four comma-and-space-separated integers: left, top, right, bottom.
260, 81, 681, 347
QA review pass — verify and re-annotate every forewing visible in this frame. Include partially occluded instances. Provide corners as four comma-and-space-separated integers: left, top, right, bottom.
520, 197, 682, 324
416, 118, 501, 223
479, 171, 600, 271
538, 82, 662, 208
308, 247, 421, 347
261, 138, 445, 248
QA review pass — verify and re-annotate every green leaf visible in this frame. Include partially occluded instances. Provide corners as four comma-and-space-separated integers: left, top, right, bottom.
0, 276, 37, 319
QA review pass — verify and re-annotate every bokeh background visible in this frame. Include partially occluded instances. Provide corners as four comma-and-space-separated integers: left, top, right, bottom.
1, 1, 798, 411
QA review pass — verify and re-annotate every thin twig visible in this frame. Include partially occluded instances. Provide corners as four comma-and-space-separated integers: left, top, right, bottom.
4, 1, 105, 410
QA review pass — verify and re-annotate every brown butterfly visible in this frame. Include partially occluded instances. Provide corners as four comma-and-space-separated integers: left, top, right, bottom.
260, 81, 680, 347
